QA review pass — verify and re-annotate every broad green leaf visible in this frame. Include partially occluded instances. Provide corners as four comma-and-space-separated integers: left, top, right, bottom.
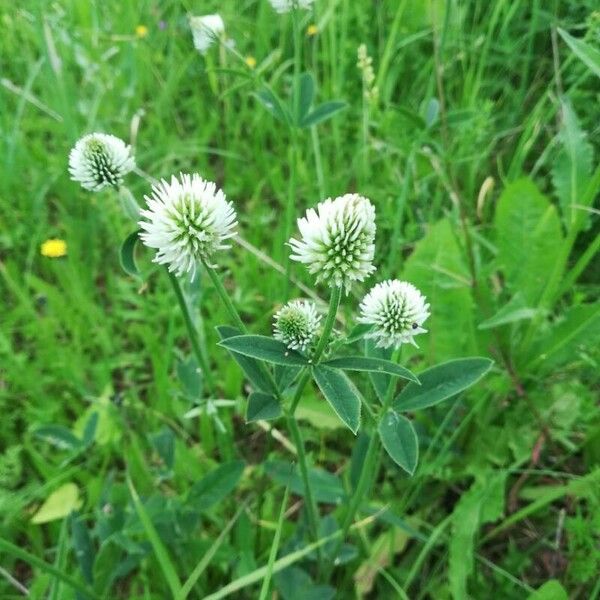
478, 293, 537, 330
402, 218, 476, 361
253, 88, 292, 125
246, 392, 281, 423
216, 327, 279, 395
218, 335, 309, 367
527, 580, 568, 600
312, 365, 361, 433
274, 364, 301, 392
32, 483, 82, 524
364, 340, 392, 402
300, 101, 347, 128
557, 28, 600, 79
393, 358, 493, 411
551, 99, 593, 229
525, 303, 600, 370
33, 425, 82, 450
177, 355, 203, 399
422, 97, 439, 128
378, 411, 418, 475
449, 473, 507, 600
323, 356, 419, 383
296, 72, 315, 122
275, 566, 336, 600
119, 230, 141, 277
264, 460, 346, 504
188, 461, 245, 510
494, 178, 563, 304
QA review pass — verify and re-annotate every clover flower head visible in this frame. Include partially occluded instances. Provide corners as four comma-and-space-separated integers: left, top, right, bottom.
273, 300, 321, 352
68, 133, 135, 192
138, 173, 237, 278
359, 280, 430, 348
189, 14, 224, 53
268, 0, 315, 14
289, 193, 376, 292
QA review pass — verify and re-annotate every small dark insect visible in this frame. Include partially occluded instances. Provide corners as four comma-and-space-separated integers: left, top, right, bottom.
412, 323, 418, 330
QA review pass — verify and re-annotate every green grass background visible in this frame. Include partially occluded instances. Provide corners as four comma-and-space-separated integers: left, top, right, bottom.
1, 0, 599, 598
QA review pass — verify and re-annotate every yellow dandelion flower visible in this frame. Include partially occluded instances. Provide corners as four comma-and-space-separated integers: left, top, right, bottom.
135, 25, 149, 38
307, 24, 318, 37
41, 239, 67, 258
245, 56, 257, 69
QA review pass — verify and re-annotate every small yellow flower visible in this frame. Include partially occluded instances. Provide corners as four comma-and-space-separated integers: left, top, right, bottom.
245, 55, 257, 69
307, 24, 318, 37
135, 25, 149, 38
41, 239, 67, 258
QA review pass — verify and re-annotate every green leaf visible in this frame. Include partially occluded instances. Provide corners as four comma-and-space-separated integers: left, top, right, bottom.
219, 335, 309, 367
216, 326, 279, 395
494, 178, 563, 304
300, 101, 347, 128
188, 461, 245, 510
323, 356, 419, 383
264, 460, 346, 504
33, 425, 83, 450
527, 580, 568, 600
254, 88, 292, 125
557, 28, 600, 79
296, 72, 315, 122
69, 512, 95, 584
32, 483, 82, 524
478, 293, 537, 330
393, 358, 493, 411
119, 230, 141, 277
551, 99, 593, 229
127, 475, 182, 598
402, 218, 476, 361
246, 392, 281, 423
378, 411, 419, 475
312, 365, 361, 434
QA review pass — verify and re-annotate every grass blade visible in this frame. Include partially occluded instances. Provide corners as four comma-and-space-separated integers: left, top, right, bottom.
126, 474, 182, 599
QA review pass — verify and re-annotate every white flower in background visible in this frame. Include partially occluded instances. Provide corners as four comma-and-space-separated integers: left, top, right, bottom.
138, 173, 237, 277
268, 0, 315, 14
273, 300, 321, 352
359, 280, 430, 348
68, 133, 135, 192
289, 193, 376, 291
189, 14, 224, 53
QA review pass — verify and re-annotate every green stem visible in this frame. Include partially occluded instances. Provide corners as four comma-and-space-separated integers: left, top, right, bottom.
203, 262, 246, 333
284, 135, 298, 300
168, 271, 216, 394
313, 285, 342, 361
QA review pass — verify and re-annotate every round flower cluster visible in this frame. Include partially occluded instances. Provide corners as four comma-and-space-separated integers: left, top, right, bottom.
138, 173, 237, 277
189, 14, 224, 53
68, 133, 135, 192
289, 194, 376, 292
359, 280, 430, 348
273, 300, 321, 352
268, 0, 315, 14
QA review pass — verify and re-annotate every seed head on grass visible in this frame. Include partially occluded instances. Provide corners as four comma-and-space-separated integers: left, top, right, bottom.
289, 194, 376, 292
268, 0, 315, 14
68, 133, 135, 192
359, 280, 430, 348
189, 14, 224, 53
273, 300, 321, 352
138, 173, 237, 278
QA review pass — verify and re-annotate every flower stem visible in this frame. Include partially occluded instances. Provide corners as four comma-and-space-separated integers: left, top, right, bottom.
168, 270, 216, 395
326, 346, 401, 576
313, 285, 342, 361
203, 262, 247, 333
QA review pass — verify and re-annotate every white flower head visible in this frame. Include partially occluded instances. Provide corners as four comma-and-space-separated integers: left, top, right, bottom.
189, 14, 224, 53
273, 300, 321, 352
289, 193, 376, 292
138, 173, 237, 277
68, 133, 135, 192
268, 0, 315, 13
359, 280, 430, 348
